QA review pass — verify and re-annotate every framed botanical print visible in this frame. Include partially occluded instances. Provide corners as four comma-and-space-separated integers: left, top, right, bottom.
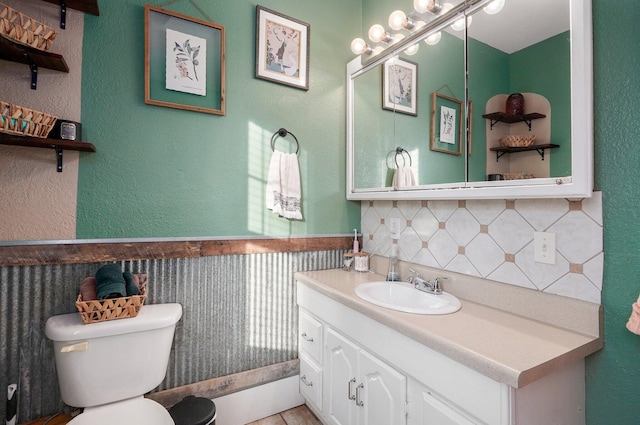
255, 6, 310, 90
382, 58, 418, 116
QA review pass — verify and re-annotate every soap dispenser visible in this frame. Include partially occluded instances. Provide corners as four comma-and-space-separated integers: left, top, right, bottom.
386, 244, 400, 281
353, 229, 359, 253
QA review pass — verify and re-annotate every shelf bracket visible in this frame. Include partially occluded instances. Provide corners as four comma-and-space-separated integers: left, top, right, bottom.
523, 119, 533, 131
59, 0, 67, 29
489, 119, 534, 131
23, 52, 38, 90
56, 148, 63, 172
535, 148, 546, 160
495, 151, 507, 162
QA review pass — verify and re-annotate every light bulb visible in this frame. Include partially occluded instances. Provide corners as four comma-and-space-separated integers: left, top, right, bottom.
414, 0, 442, 14
392, 33, 405, 45
350, 38, 370, 55
424, 31, 442, 45
368, 24, 388, 43
389, 10, 407, 31
451, 15, 472, 31
372, 46, 385, 56
405, 43, 420, 56
414, 20, 426, 31
483, 0, 505, 15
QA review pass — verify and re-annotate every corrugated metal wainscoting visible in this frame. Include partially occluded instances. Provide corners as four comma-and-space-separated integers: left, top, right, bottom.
0, 249, 345, 422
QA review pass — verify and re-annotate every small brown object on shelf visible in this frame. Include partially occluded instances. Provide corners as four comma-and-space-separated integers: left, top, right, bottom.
505, 93, 525, 115
0, 3, 58, 51
499, 134, 536, 147
75, 286, 147, 324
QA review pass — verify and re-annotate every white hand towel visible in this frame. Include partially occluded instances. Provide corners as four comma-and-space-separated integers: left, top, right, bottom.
392, 166, 416, 188
266, 150, 303, 220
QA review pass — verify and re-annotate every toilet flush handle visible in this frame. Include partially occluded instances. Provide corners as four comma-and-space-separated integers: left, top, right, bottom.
60, 341, 89, 353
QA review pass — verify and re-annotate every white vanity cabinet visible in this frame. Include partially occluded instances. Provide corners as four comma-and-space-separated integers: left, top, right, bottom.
296, 274, 594, 425
324, 328, 406, 425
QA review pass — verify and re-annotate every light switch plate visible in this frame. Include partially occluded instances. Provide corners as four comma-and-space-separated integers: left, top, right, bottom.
534, 232, 556, 265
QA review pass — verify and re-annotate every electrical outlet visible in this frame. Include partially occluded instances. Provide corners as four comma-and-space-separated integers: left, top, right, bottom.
534, 232, 556, 265
389, 218, 402, 239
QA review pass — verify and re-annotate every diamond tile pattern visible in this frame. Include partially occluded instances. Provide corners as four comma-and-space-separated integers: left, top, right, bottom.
361, 193, 604, 303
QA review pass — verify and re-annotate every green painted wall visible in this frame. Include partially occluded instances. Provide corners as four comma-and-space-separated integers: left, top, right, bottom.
78, 0, 361, 238
77, 0, 640, 422
587, 0, 640, 423
510, 32, 571, 177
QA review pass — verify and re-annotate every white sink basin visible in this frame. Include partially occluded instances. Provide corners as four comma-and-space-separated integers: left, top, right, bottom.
354, 281, 462, 315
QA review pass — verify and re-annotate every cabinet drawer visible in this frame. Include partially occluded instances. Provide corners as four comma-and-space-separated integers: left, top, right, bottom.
300, 353, 323, 411
299, 310, 323, 364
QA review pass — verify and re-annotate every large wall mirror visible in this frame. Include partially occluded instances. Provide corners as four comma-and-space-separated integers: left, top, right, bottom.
347, 0, 593, 200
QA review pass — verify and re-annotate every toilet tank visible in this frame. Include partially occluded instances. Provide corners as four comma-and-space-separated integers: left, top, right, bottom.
45, 303, 182, 408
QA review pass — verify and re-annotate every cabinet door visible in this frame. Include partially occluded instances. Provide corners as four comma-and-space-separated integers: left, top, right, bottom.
324, 328, 359, 425
358, 349, 407, 425
408, 380, 479, 425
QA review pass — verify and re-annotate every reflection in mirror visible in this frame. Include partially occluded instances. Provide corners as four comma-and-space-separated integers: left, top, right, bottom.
352, 29, 466, 191
347, 0, 592, 200
467, 0, 571, 183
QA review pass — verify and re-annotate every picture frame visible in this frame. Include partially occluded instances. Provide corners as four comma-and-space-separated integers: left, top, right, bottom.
255, 6, 310, 91
430, 92, 463, 155
382, 58, 418, 116
145, 5, 226, 115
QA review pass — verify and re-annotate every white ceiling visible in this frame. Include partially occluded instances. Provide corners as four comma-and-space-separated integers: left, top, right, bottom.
468, 0, 570, 54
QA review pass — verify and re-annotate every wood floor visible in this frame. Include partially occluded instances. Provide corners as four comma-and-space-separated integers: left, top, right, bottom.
247, 404, 322, 425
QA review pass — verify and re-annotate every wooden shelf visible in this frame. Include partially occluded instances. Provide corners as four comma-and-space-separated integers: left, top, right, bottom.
482, 112, 546, 131
0, 132, 96, 172
0, 35, 69, 72
40, 0, 100, 16
490, 143, 559, 161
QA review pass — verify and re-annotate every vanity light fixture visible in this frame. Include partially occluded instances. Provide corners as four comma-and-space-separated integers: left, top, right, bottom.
350, 0, 504, 57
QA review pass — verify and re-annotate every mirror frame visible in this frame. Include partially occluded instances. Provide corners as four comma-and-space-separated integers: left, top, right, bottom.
346, 0, 593, 200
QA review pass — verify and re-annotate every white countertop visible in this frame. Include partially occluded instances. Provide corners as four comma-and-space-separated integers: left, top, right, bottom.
295, 267, 603, 388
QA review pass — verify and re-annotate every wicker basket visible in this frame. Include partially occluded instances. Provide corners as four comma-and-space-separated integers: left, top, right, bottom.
75, 286, 147, 324
0, 3, 58, 51
499, 134, 536, 147
502, 173, 534, 180
0, 101, 57, 138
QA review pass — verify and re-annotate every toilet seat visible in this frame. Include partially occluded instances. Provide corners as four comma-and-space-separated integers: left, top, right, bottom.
68, 396, 174, 425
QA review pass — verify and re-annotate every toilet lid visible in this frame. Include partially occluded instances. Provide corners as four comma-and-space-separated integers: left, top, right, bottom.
68, 397, 174, 425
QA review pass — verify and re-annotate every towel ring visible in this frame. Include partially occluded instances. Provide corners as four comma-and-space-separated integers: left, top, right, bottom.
271, 128, 300, 155
394, 147, 412, 168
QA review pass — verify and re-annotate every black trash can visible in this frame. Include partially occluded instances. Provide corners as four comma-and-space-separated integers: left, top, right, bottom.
168, 396, 217, 425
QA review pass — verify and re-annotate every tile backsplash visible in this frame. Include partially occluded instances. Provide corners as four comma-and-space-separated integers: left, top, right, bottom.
361, 192, 603, 303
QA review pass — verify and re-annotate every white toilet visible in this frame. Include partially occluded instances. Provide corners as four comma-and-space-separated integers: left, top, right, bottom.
45, 303, 183, 425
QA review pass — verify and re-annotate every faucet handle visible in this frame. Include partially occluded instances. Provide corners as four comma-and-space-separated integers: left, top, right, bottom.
432, 277, 448, 294
407, 268, 420, 284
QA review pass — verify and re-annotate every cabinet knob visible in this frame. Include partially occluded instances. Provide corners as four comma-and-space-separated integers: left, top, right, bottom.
301, 332, 314, 342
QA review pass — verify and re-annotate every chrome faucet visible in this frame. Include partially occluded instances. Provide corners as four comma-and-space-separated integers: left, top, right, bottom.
407, 269, 446, 295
